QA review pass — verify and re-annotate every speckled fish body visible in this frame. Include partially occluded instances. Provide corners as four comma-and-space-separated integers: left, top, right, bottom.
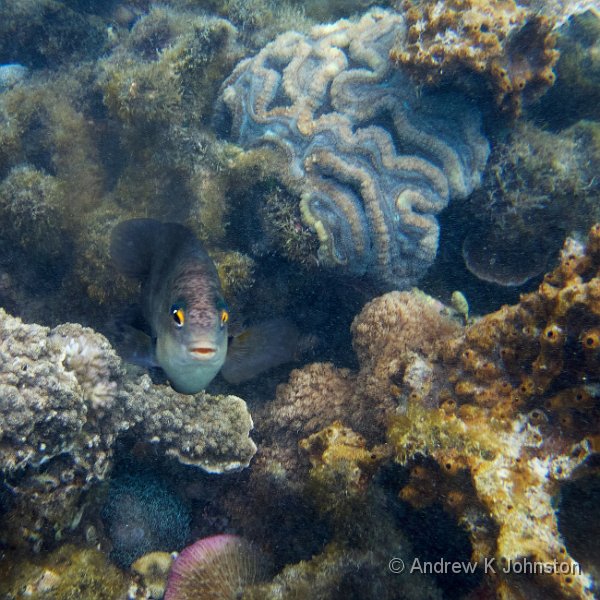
111, 219, 228, 394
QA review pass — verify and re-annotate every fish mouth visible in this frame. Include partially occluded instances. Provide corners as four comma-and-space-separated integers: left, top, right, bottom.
189, 346, 217, 359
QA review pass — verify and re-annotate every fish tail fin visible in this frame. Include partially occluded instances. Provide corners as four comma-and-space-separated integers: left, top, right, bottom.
221, 318, 301, 384
110, 218, 165, 280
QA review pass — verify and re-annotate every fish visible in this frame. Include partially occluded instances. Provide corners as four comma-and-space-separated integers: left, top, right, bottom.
110, 218, 301, 393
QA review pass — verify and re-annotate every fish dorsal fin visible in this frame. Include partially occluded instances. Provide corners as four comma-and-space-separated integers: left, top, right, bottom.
110, 218, 166, 280
221, 318, 300, 384
111, 219, 202, 280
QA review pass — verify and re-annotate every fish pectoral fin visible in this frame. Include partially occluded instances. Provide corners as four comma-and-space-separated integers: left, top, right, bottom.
221, 318, 300, 384
113, 324, 159, 369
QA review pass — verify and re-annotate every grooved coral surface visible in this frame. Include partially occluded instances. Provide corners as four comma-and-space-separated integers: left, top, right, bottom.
215, 9, 489, 288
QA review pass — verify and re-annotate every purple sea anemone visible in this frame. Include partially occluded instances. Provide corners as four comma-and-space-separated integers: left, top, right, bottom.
164, 534, 269, 600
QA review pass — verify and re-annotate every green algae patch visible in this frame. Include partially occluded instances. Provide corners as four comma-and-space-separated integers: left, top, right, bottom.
0, 544, 127, 599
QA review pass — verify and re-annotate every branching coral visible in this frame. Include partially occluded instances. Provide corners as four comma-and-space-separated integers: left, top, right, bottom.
0, 309, 256, 551
391, 0, 560, 114
216, 8, 489, 288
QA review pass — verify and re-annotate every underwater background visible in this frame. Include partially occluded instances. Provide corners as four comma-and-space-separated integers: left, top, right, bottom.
0, 0, 600, 598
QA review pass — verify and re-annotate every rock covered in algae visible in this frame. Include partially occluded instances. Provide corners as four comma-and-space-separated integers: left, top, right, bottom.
0, 308, 256, 551
0, 0, 106, 69
215, 8, 489, 289
241, 421, 442, 600
0, 544, 127, 600
462, 119, 600, 286
540, 8, 600, 124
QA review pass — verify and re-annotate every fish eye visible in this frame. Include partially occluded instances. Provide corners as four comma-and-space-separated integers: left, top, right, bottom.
171, 305, 185, 327
220, 309, 229, 328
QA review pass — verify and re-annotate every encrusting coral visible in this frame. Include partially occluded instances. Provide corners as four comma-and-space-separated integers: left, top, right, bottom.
391, 0, 560, 114
215, 8, 489, 289
385, 227, 600, 598
0, 309, 256, 552
241, 420, 443, 600
131, 551, 174, 600
387, 229, 600, 599
237, 226, 600, 599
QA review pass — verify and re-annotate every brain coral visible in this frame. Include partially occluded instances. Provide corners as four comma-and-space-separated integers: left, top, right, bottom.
215, 9, 489, 288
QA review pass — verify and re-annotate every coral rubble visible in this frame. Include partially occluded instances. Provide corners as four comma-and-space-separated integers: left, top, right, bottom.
0, 309, 256, 551
216, 9, 489, 288
391, 0, 560, 114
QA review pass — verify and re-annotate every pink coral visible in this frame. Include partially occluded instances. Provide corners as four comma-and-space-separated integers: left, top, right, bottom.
164, 534, 268, 600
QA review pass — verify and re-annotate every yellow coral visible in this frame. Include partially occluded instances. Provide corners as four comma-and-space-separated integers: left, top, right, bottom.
385, 227, 600, 599
391, 0, 559, 114
261, 227, 600, 598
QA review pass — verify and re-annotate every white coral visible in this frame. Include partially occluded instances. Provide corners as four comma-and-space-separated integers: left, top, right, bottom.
62, 335, 116, 410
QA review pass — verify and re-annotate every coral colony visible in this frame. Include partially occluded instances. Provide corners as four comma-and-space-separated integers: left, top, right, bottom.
215, 9, 489, 288
0, 0, 600, 599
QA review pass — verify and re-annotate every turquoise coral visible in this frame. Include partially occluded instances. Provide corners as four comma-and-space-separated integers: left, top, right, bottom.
216, 9, 489, 288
